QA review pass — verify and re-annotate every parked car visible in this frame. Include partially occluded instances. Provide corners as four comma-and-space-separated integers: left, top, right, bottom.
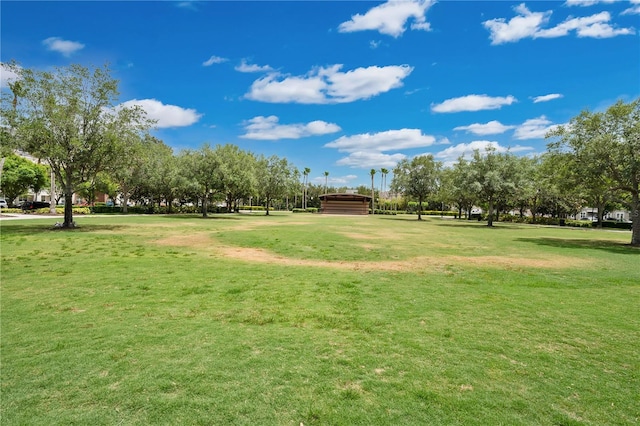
0, 198, 8, 209
21, 201, 51, 210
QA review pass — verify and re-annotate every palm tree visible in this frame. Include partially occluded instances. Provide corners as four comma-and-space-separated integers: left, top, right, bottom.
370, 168, 377, 213
303, 167, 310, 209
323, 171, 329, 194
380, 167, 388, 211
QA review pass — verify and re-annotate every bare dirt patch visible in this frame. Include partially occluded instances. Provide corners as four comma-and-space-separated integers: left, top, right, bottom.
152, 231, 587, 271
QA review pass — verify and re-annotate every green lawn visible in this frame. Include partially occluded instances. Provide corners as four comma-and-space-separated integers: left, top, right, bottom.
1, 214, 638, 425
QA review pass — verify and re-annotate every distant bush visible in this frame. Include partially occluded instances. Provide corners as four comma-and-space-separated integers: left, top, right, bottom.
293, 208, 318, 213
239, 205, 265, 211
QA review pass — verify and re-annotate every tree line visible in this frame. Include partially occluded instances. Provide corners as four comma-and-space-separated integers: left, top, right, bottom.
1, 63, 638, 246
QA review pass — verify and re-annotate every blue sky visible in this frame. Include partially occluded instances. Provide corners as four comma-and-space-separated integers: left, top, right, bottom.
2, 0, 639, 188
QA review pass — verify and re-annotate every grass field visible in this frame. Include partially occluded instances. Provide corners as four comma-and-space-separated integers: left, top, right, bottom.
1, 213, 638, 425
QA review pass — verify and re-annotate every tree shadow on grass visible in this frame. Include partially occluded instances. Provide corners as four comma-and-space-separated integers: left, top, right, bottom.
435, 222, 527, 229
160, 214, 242, 221
516, 237, 640, 255
0, 222, 127, 236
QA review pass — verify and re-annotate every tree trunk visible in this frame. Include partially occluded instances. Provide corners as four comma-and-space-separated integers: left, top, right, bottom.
417, 197, 423, 221
122, 183, 129, 214
202, 193, 208, 218
63, 186, 74, 228
487, 198, 494, 227
596, 199, 604, 229
631, 192, 639, 247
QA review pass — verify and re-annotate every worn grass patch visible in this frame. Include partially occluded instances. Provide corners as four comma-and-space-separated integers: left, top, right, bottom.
1, 213, 638, 425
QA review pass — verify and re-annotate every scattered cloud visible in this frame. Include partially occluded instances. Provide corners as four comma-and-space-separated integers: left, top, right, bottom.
235, 59, 273, 73
338, 0, 435, 37
245, 64, 413, 104
621, 4, 640, 15
325, 129, 435, 152
0, 63, 21, 88
326, 128, 435, 169
202, 55, 228, 66
564, 0, 617, 6
536, 11, 634, 38
42, 37, 85, 56
240, 116, 341, 140
336, 151, 407, 169
312, 174, 358, 185
434, 140, 533, 165
119, 99, 202, 128
483, 3, 634, 44
176, 1, 202, 10
513, 116, 562, 139
431, 94, 517, 113
532, 93, 563, 103
370, 40, 382, 49
454, 120, 515, 136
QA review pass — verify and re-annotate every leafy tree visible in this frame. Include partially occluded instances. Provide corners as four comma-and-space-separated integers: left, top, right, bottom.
215, 144, 256, 212
443, 157, 477, 219
256, 155, 298, 215
3, 63, 151, 227
468, 147, 518, 227
0, 154, 48, 205
391, 155, 442, 221
180, 144, 223, 217
547, 98, 640, 246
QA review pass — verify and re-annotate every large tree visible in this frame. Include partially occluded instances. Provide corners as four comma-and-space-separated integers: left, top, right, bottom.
256, 155, 298, 216
468, 147, 518, 227
547, 98, 640, 246
180, 144, 222, 217
4, 63, 151, 227
215, 144, 256, 212
0, 154, 48, 206
391, 154, 442, 221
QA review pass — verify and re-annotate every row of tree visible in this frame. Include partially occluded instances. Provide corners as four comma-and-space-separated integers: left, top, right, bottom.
388, 98, 639, 246
1, 63, 638, 245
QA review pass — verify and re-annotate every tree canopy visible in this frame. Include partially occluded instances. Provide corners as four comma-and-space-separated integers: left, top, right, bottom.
3, 63, 152, 227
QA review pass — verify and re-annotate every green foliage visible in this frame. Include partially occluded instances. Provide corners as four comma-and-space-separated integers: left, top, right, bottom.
547, 98, 640, 245
4, 63, 152, 227
0, 154, 48, 205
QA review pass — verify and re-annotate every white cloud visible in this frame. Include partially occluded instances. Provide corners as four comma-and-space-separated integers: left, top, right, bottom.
235, 59, 273, 73
564, 0, 616, 6
621, 4, 640, 15
434, 140, 533, 165
245, 64, 413, 104
532, 93, 563, 103
240, 116, 341, 140
513, 116, 562, 139
202, 56, 228, 66
338, 0, 435, 37
483, 4, 634, 44
312, 174, 358, 185
454, 120, 515, 135
336, 151, 407, 169
431, 94, 517, 113
42, 37, 85, 56
0, 63, 20, 88
370, 40, 381, 49
536, 11, 634, 38
119, 99, 202, 128
483, 4, 551, 45
325, 129, 435, 152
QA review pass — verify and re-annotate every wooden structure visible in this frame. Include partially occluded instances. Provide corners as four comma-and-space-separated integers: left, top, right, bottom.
319, 193, 372, 215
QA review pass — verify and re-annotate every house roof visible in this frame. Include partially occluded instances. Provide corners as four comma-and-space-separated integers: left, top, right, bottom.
319, 193, 372, 201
